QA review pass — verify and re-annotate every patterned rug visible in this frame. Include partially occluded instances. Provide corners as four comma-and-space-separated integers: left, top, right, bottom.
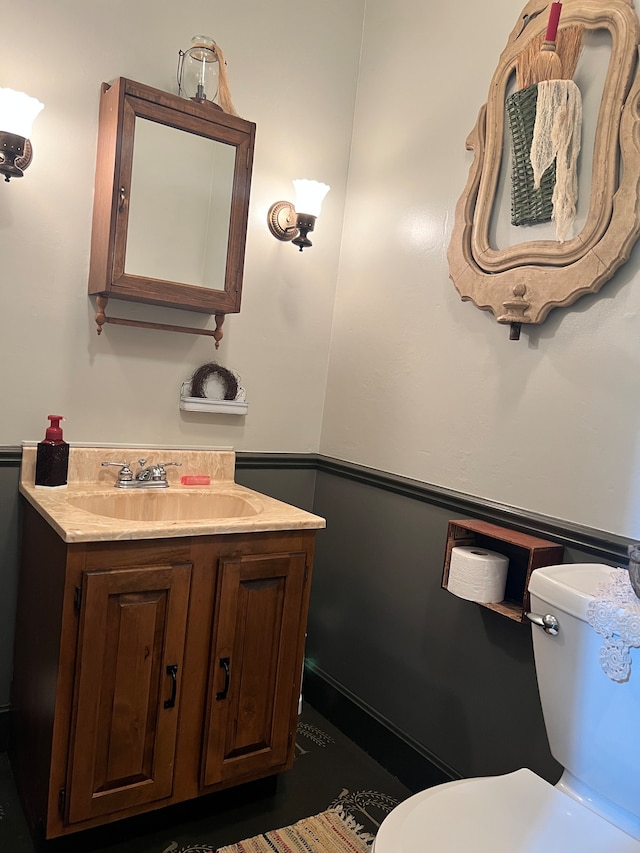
216, 805, 373, 852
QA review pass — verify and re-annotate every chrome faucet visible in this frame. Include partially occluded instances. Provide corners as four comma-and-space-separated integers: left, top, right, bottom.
101, 459, 182, 489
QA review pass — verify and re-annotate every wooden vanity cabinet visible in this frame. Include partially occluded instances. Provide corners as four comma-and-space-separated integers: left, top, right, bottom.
10, 503, 316, 839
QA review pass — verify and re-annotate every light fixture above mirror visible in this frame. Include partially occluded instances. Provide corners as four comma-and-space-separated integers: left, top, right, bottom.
178, 35, 220, 104
0, 88, 44, 182
177, 35, 238, 116
268, 179, 330, 251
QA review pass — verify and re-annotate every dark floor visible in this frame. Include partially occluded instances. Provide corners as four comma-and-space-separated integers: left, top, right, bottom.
0, 704, 412, 853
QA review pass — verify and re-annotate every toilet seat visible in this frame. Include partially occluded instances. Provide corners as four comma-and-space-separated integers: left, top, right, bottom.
373, 769, 640, 853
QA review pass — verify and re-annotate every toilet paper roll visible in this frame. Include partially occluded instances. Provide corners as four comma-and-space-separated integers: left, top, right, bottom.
447, 545, 509, 603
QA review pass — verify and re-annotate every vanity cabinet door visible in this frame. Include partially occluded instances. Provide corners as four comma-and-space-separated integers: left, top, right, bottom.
65, 562, 191, 824
201, 550, 309, 787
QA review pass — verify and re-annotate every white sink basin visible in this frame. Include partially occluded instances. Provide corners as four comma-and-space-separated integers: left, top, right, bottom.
68, 490, 259, 522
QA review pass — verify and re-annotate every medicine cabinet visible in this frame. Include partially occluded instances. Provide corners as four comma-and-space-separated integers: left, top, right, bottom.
88, 78, 256, 337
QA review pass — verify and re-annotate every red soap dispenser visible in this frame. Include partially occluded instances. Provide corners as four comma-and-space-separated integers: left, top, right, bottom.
35, 415, 70, 487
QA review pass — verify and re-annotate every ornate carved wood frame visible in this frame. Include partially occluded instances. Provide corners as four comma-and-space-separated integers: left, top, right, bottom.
448, 0, 640, 336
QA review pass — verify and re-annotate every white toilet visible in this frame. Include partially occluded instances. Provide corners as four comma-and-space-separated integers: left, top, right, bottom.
373, 563, 640, 852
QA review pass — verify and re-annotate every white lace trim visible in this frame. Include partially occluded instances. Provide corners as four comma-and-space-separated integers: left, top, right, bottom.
530, 79, 582, 242
586, 568, 640, 682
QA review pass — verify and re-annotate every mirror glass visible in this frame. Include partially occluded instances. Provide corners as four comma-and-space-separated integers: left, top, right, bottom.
125, 117, 235, 291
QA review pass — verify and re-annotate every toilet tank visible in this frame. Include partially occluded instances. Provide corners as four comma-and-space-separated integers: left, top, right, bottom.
528, 563, 640, 822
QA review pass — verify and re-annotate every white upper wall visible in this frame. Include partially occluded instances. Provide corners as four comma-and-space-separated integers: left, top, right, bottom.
320, 0, 640, 538
0, 0, 364, 451
4, 0, 639, 539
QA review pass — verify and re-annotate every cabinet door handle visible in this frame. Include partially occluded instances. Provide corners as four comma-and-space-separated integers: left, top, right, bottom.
164, 664, 178, 709
216, 657, 230, 700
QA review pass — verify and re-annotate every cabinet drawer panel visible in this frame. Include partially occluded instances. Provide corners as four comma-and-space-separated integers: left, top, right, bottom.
67, 563, 191, 824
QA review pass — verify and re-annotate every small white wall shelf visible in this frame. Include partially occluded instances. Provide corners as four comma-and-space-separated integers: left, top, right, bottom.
179, 384, 248, 415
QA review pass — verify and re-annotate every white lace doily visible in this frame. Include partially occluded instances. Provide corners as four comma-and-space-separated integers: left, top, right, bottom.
586, 568, 640, 682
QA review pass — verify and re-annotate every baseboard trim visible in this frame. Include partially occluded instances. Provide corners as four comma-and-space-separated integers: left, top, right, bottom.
302, 663, 458, 793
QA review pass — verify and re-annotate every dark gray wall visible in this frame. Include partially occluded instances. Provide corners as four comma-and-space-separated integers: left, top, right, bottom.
0, 460, 20, 713
234, 462, 317, 513
307, 470, 557, 781
303, 461, 629, 784
0, 450, 630, 782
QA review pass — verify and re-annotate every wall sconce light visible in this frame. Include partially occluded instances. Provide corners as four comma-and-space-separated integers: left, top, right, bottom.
0, 88, 44, 182
268, 179, 330, 251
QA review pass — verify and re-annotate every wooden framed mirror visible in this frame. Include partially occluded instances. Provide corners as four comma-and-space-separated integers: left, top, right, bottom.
448, 0, 640, 336
88, 78, 256, 335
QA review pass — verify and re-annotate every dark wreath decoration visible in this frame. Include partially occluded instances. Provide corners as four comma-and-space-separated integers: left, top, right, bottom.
188, 362, 239, 400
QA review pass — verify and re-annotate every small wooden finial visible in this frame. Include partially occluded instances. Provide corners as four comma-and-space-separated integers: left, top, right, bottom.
95, 295, 109, 335
497, 284, 530, 337
213, 314, 225, 349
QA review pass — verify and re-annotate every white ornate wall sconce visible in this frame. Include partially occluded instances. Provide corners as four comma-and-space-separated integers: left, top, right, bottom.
0, 88, 44, 182
268, 179, 330, 251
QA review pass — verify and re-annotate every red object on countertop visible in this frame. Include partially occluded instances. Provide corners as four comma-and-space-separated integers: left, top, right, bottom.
181, 475, 211, 485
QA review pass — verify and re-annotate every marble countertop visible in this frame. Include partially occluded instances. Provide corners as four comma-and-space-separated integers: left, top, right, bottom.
20, 446, 326, 543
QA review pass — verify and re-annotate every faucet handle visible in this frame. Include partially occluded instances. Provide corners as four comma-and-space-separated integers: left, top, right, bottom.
101, 461, 134, 482
153, 461, 182, 481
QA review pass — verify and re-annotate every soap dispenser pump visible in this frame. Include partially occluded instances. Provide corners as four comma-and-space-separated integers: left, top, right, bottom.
35, 415, 69, 487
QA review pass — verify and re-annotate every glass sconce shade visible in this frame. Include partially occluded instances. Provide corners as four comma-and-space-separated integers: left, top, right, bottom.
178, 35, 220, 104
0, 88, 44, 137
0, 88, 43, 181
267, 179, 330, 251
292, 179, 330, 217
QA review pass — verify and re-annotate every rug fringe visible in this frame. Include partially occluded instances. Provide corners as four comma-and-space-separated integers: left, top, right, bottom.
330, 804, 376, 846
215, 805, 375, 852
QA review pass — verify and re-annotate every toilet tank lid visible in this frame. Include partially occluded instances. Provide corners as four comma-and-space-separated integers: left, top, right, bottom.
528, 563, 617, 621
